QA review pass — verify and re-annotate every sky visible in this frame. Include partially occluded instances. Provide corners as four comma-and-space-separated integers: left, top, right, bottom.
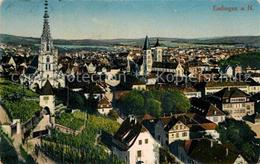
0, 0, 260, 39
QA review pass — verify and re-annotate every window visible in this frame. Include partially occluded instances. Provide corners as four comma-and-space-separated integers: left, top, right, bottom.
137, 150, 142, 158
180, 125, 183, 129
43, 96, 49, 100
175, 125, 178, 130
176, 132, 179, 138
182, 132, 187, 137
145, 139, 148, 144
46, 56, 50, 63
213, 116, 218, 122
138, 140, 142, 145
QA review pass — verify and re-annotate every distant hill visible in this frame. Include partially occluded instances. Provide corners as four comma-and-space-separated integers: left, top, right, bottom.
219, 52, 260, 69
0, 34, 260, 47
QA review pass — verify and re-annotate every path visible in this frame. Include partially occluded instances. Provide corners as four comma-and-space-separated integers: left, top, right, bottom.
26, 138, 55, 164
0, 104, 11, 124
247, 121, 260, 138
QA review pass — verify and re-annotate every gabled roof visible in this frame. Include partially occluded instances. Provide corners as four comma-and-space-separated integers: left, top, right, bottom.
190, 98, 225, 117
98, 97, 112, 108
213, 87, 249, 100
164, 113, 217, 132
112, 116, 144, 151
143, 36, 151, 50
184, 139, 242, 164
219, 65, 232, 73
40, 80, 54, 95
25, 55, 38, 74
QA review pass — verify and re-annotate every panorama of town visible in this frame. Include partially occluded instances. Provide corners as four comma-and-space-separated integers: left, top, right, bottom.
0, 0, 260, 164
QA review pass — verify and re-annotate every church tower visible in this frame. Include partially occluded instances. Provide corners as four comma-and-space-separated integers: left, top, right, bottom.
152, 38, 163, 62
38, 0, 58, 82
141, 36, 153, 76
37, 0, 62, 88
21, 0, 65, 90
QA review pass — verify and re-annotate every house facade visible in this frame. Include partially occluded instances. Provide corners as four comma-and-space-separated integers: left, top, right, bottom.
112, 116, 160, 164
211, 87, 255, 120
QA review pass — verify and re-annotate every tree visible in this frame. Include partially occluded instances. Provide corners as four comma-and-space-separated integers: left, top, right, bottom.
217, 118, 260, 162
118, 89, 190, 117
120, 91, 144, 115
145, 98, 162, 118
69, 92, 86, 110
161, 90, 190, 114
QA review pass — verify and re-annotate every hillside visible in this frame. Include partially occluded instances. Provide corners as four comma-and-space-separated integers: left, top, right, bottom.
1, 34, 260, 47
219, 52, 260, 69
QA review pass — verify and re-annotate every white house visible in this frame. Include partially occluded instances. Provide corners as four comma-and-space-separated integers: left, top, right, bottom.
219, 65, 233, 78
112, 115, 160, 164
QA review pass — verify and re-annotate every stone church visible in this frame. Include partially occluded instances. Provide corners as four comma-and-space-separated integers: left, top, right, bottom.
21, 0, 65, 90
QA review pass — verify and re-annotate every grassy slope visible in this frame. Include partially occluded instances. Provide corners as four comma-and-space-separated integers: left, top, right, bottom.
0, 78, 39, 122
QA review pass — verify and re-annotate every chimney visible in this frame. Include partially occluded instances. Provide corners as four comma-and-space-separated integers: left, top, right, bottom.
226, 148, 229, 156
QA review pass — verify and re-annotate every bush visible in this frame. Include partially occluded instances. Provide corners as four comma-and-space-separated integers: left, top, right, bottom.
108, 110, 119, 120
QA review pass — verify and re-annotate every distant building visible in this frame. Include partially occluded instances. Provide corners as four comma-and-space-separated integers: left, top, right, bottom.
152, 62, 184, 76
174, 139, 248, 164
209, 87, 255, 120
155, 114, 218, 146
219, 65, 233, 78
190, 98, 226, 124
234, 65, 242, 76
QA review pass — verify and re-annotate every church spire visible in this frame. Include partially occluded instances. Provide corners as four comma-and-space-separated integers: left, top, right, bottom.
143, 35, 151, 50
41, 0, 53, 52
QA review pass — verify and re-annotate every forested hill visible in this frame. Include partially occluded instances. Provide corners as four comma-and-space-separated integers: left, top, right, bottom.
219, 52, 260, 69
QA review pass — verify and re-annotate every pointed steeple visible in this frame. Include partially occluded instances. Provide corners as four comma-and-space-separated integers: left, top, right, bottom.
143, 35, 151, 50
40, 80, 54, 95
41, 0, 53, 52
154, 38, 160, 47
